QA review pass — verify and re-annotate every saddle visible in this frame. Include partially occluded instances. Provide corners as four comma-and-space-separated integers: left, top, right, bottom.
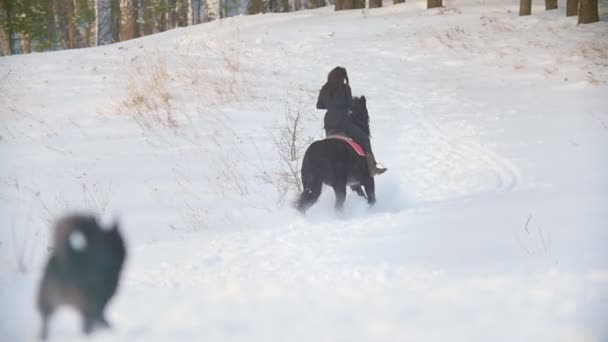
325, 133, 365, 157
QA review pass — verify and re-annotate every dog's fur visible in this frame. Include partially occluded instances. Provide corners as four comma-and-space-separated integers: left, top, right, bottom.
37, 214, 126, 339
296, 96, 376, 213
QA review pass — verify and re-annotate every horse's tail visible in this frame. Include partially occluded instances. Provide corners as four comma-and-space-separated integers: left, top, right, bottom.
296, 143, 324, 213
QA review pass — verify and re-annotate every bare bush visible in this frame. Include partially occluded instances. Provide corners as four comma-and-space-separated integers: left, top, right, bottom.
272, 92, 319, 204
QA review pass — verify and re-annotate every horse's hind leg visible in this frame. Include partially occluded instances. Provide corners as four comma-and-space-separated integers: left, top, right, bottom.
333, 181, 347, 211
362, 177, 376, 205
297, 178, 322, 214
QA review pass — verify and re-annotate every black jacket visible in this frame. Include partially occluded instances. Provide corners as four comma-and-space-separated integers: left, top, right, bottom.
317, 84, 353, 133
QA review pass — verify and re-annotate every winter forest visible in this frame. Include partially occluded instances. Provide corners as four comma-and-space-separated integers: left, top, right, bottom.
0, 0, 601, 55
0, 0, 323, 55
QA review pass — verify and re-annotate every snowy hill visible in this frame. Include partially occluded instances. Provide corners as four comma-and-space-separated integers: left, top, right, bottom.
1, 1, 607, 341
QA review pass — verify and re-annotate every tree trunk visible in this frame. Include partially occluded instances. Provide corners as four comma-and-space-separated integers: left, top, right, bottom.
427, 0, 442, 8
189, 0, 202, 23
21, 34, 31, 53
310, 0, 326, 8
53, 0, 68, 48
247, 0, 264, 14
369, 0, 382, 8
96, 0, 112, 45
0, 0, 12, 55
545, 0, 557, 10
578, 0, 599, 24
67, 0, 77, 48
139, 0, 153, 35
120, 0, 136, 40
159, 0, 168, 30
338, 0, 355, 10
519, 0, 532, 16
167, 0, 177, 28
133, 0, 141, 37
85, 4, 94, 48
177, 0, 188, 27
567, 0, 579, 16
111, 0, 120, 42
335, 0, 343, 10
45, 0, 57, 50
205, 0, 218, 20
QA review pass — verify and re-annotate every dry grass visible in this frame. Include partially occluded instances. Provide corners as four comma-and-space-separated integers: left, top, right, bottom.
578, 40, 608, 61
433, 25, 471, 51
114, 29, 252, 141
175, 29, 251, 105
0, 69, 26, 139
575, 39, 608, 84
9, 217, 36, 274
435, 7, 462, 15
480, 16, 514, 33
115, 51, 177, 131
37, 181, 113, 226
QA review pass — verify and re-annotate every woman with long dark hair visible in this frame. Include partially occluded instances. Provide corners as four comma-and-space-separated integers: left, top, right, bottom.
316, 66, 386, 176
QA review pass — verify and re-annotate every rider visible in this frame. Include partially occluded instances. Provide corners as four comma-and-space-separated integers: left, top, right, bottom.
316, 66, 386, 176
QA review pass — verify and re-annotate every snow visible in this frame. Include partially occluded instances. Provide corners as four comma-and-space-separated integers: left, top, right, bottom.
1, 0, 607, 341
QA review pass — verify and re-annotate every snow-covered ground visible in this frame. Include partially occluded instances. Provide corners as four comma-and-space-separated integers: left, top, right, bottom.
1, 0, 607, 341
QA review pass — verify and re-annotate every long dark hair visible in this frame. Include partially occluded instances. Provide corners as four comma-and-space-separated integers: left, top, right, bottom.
323, 66, 349, 98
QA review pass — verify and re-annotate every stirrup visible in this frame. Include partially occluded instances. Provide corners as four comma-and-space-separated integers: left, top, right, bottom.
374, 163, 387, 175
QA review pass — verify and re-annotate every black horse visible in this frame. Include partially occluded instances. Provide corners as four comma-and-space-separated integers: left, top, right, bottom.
296, 96, 375, 213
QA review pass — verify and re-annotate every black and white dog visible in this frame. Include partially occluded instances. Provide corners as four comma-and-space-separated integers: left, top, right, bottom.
37, 214, 126, 339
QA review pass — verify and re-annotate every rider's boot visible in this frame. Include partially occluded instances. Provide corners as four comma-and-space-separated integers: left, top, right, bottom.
366, 152, 387, 177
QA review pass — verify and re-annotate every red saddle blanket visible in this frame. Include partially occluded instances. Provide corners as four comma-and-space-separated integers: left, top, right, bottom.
325, 135, 365, 157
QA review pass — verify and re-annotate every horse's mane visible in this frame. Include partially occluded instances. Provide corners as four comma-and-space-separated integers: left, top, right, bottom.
351, 96, 370, 137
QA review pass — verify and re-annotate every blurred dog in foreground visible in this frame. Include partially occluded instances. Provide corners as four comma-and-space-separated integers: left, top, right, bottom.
37, 214, 126, 339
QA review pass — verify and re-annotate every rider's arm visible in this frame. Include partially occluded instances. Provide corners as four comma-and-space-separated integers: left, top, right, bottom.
317, 86, 327, 109
345, 85, 353, 111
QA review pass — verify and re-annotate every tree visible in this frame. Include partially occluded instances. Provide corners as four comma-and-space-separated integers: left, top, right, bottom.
176, 0, 188, 27
394, 0, 405, 4
370, 0, 382, 8
111, 0, 120, 42
206, 0, 218, 20
545, 0, 557, 10
120, 0, 138, 41
519, 0, 531, 16
578, 0, 599, 24
66, 0, 77, 48
189, 0, 202, 24
567, 0, 579, 16
335, 0, 363, 10
96, 0, 112, 45
309, 0, 326, 8
74, 0, 96, 48
0, 0, 13, 55
427, 0, 442, 8
247, 0, 264, 14
168, 0, 177, 27
3, 0, 49, 53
